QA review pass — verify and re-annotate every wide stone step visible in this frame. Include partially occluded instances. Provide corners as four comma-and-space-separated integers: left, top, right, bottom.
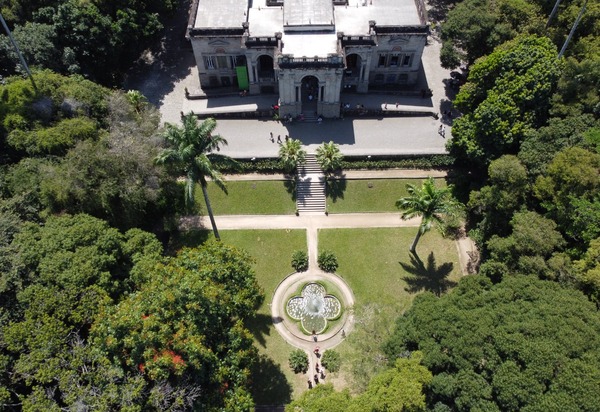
296, 154, 325, 213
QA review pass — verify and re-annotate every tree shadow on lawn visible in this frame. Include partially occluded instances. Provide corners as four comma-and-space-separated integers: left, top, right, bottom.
283, 177, 297, 201
325, 175, 347, 202
166, 229, 210, 255
400, 252, 456, 296
246, 313, 274, 348
250, 354, 293, 405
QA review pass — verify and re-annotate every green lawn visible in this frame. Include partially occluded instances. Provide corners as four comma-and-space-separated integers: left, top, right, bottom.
194, 180, 296, 215
171, 221, 464, 404
319, 228, 463, 393
326, 178, 447, 213
319, 227, 462, 314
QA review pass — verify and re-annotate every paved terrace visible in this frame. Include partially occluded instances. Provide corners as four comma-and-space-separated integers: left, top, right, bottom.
135, 30, 458, 159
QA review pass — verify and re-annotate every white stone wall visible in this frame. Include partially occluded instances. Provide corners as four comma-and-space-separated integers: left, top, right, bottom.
366, 33, 427, 86
190, 36, 245, 89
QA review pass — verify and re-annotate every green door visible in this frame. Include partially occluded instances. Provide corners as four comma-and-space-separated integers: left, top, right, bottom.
236, 66, 249, 90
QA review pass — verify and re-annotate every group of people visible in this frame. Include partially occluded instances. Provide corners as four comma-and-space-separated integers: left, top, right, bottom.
269, 132, 289, 144
307, 346, 327, 389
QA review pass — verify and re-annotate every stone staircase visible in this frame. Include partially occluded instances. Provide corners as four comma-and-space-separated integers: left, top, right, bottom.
301, 111, 319, 123
296, 154, 326, 214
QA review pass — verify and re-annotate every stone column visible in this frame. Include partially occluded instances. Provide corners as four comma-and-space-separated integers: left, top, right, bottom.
357, 51, 372, 93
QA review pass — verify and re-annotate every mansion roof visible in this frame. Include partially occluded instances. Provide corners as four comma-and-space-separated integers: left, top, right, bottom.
190, 0, 427, 57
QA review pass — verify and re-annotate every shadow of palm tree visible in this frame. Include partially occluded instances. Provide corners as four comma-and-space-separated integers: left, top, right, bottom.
245, 313, 273, 348
250, 354, 293, 405
325, 174, 347, 202
400, 252, 456, 296
283, 177, 297, 201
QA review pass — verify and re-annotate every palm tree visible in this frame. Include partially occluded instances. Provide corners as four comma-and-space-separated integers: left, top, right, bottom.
125, 90, 147, 114
278, 138, 307, 174
156, 114, 236, 240
396, 177, 460, 254
315, 141, 343, 175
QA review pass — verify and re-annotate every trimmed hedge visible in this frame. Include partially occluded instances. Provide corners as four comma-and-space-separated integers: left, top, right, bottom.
288, 349, 309, 374
321, 350, 341, 373
318, 250, 339, 273
222, 155, 455, 175
292, 250, 309, 272
340, 154, 455, 170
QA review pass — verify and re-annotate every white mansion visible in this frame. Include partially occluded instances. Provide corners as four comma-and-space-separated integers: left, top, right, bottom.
187, 0, 428, 117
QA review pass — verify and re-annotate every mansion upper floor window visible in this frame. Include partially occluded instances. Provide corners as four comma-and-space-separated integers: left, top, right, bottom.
377, 53, 413, 68
203, 55, 246, 70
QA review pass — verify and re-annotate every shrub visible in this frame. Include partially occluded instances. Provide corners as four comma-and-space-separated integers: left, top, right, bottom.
318, 250, 338, 272
288, 349, 308, 374
321, 350, 341, 373
219, 154, 456, 175
292, 250, 308, 272
340, 154, 455, 170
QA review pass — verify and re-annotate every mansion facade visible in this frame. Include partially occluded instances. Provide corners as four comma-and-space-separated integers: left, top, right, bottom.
187, 0, 428, 118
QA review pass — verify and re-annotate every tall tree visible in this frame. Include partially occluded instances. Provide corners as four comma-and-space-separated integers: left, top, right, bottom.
92, 242, 263, 411
448, 35, 561, 168
156, 114, 236, 240
315, 141, 343, 175
385, 275, 600, 411
396, 177, 461, 253
0, 214, 163, 409
278, 138, 306, 174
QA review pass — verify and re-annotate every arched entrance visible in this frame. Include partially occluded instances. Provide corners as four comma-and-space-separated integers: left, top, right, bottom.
343, 53, 362, 90
257, 55, 275, 93
301, 75, 319, 116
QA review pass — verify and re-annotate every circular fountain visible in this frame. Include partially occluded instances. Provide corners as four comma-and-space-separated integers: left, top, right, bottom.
286, 283, 342, 334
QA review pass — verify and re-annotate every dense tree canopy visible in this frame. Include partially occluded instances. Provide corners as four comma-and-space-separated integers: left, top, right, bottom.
385, 275, 600, 411
467, 155, 529, 243
448, 35, 561, 168
0, 214, 264, 410
92, 242, 263, 410
440, 0, 544, 68
0, 72, 173, 230
0, 213, 163, 409
0, 0, 176, 84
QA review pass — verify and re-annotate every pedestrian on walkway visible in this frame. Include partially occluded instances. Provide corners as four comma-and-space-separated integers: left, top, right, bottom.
277, 135, 282, 144
307, 380, 313, 389
441, 126, 446, 138
438, 124, 442, 135
314, 374, 319, 384
270, 132, 274, 143
285, 135, 289, 142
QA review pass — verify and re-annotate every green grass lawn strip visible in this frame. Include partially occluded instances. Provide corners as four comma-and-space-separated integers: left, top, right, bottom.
194, 180, 296, 215
319, 227, 462, 313
326, 178, 447, 213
